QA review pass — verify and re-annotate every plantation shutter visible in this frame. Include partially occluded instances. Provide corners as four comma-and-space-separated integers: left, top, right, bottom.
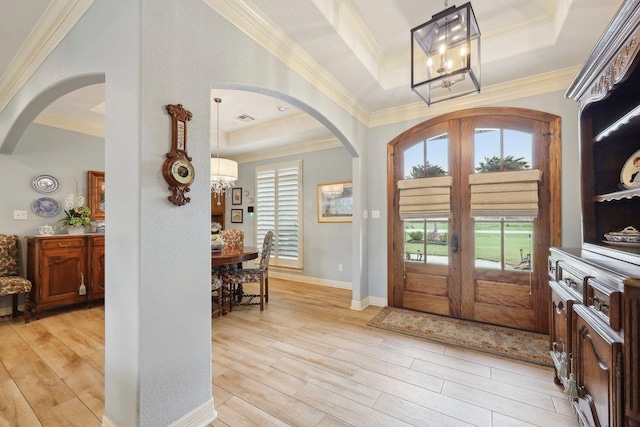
469, 169, 542, 218
256, 160, 303, 269
397, 176, 452, 219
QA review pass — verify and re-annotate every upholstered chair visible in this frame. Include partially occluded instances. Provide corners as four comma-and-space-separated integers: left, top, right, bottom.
0, 235, 32, 322
228, 231, 273, 311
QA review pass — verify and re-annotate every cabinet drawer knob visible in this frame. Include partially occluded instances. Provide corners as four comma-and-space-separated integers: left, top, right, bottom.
57, 242, 71, 247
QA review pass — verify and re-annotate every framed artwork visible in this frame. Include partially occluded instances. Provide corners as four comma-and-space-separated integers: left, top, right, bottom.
231, 208, 243, 223
318, 181, 353, 223
88, 171, 105, 220
232, 187, 242, 205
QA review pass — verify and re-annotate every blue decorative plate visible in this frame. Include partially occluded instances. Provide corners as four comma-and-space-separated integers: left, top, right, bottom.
32, 197, 61, 217
32, 174, 60, 193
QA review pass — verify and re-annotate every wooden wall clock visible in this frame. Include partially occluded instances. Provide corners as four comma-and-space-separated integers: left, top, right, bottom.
163, 104, 194, 206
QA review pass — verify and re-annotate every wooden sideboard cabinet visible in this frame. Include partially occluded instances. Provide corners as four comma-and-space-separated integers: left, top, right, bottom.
557, 1, 640, 426
88, 235, 105, 300
26, 234, 105, 317
549, 248, 638, 427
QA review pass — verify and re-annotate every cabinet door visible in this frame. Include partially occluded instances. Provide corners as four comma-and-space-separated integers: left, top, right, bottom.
549, 281, 577, 386
573, 305, 623, 427
90, 236, 105, 299
40, 242, 87, 306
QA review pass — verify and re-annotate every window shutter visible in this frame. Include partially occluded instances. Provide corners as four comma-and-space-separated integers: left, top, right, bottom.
256, 160, 303, 268
469, 169, 542, 218
397, 176, 452, 219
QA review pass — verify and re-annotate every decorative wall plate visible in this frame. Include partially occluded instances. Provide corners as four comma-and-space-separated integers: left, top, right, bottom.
620, 149, 640, 189
32, 174, 60, 193
32, 197, 61, 217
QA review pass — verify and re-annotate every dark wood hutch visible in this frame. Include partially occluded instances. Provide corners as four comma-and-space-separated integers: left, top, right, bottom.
549, 1, 640, 426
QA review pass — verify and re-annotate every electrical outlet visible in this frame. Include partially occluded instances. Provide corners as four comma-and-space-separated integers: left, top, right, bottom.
13, 210, 27, 220
338, 264, 343, 272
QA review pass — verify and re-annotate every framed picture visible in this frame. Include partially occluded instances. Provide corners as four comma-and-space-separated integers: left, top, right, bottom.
232, 187, 242, 205
88, 171, 105, 220
318, 181, 353, 223
231, 208, 243, 223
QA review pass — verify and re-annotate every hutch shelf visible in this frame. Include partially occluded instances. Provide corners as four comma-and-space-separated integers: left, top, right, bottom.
549, 1, 640, 427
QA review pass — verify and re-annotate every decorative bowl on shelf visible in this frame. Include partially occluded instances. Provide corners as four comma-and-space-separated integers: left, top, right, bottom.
604, 226, 640, 243
37, 224, 56, 235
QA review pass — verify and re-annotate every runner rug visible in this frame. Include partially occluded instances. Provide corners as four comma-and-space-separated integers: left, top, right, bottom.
367, 307, 552, 367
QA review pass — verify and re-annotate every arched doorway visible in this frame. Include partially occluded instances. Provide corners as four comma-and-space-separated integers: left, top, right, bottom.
387, 107, 561, 333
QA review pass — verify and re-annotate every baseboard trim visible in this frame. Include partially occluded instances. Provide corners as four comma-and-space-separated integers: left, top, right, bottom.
270, 271, 352, 290
102, 414, 116, 427
168, 398, 217, 427
368, 296, 387, 307
102, 399, 217, 427
350, 296, 386, 311
350, 297, 369, 310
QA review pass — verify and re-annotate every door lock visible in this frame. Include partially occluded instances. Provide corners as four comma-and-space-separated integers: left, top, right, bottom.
451, 233, 459, 253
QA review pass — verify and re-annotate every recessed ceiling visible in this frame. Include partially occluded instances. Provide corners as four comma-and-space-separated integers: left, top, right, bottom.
1, 0, 623, 159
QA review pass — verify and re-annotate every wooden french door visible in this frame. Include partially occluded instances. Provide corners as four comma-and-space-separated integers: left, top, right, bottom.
387, 108, 560, 333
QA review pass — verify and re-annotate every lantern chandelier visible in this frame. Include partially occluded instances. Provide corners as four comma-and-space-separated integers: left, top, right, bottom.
210, 97, 238, 204
411, 1, 481, 106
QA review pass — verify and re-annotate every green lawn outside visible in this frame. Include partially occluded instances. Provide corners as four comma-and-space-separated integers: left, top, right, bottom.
404, 221, 533, 267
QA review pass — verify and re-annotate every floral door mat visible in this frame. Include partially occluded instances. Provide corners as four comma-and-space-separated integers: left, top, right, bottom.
368, 307, 552, 367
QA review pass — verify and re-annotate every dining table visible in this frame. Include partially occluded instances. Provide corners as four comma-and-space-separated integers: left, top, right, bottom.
211, 245, 259, 266
211, 245, 258, 315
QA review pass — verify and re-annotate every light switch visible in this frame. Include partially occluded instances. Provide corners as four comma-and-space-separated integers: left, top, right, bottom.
371, 210, 380, 219
13, 210, 27, 220
363, 210, 368, 219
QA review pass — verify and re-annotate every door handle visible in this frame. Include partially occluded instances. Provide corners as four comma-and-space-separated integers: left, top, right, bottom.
451, 233, 459, 254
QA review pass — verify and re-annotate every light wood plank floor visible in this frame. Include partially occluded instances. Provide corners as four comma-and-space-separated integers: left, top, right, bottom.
0, 278, 577, 426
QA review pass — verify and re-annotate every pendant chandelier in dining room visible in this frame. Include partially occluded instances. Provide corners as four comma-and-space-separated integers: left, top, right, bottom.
411, 1, 481, 106
211, 97, 238, 205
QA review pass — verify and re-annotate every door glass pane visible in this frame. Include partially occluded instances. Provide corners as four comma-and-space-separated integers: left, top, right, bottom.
404, 133, 449, 179
426, 134, 448, 176
504, 221, 534, 271
404, 142, 423, 179
475, 219, 534, 272
404, 221, 426, 263
503, 129, 533, 170
404, 220, 449, 265
475, 220, 501, 269
474, 128, 500, 172
426, 220, 449, 265
475, 128, 534, 172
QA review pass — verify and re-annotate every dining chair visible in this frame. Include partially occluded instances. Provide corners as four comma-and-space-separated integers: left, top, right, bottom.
0, 234, 32, 322
228, 231, 273, 311
211, 267, 233, 317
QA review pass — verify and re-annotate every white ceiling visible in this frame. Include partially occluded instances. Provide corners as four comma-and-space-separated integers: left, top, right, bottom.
0, 0, 623, 160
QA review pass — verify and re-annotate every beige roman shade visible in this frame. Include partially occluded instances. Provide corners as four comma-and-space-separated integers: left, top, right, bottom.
469, 169, 542, 218
398, 176, 453, 219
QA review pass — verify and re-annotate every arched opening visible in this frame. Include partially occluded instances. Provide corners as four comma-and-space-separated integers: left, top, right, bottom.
387, 107, 561, 333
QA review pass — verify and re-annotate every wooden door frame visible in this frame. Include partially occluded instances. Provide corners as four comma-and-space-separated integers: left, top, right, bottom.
387, 107, 562, 331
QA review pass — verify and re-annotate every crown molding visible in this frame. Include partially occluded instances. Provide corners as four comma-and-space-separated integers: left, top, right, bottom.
230, 136, 342, 164
0, 0, 95, 113
310, 0, 383, 82
203, 0, 370, 125
34, 111, 104, 137
368, 66, 581, 128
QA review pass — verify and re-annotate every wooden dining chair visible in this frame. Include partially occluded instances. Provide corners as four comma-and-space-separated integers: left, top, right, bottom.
228, 231, 273, 311
0, 234, 32, 322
